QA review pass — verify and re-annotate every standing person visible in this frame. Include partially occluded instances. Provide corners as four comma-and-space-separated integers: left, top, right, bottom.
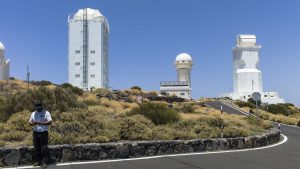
29, 101, 52, 167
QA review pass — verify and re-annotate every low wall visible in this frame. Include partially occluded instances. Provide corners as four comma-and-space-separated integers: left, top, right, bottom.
0, 128, 281, 167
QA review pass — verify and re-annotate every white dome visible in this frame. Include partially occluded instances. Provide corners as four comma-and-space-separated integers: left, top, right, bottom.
176, 53, 192, 62
74, 8, 103, 20
0, 42, 5, 51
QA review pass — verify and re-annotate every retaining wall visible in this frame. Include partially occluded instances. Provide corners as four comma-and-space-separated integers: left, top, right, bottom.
0, 128, 281, 167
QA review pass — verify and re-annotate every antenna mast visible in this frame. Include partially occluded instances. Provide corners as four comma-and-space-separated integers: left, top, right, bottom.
27, 65, 30, 89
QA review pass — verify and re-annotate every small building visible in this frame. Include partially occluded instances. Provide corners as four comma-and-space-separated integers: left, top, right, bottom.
0, 41, 10, 80
160, 53, 193, 99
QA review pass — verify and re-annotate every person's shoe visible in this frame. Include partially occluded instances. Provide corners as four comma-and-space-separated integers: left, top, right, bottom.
32, 162, 41, 166
41, 162, 48, 168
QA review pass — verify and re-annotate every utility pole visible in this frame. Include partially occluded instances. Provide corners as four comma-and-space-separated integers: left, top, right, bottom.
220, 105, 224, 138
27, 65, 30, 90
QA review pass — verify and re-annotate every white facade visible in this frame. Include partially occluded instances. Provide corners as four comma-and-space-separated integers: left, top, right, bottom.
68, 8, 109, 90
160, 53, 193, 99
222, 35, 284, 104
0, 41, 10, 80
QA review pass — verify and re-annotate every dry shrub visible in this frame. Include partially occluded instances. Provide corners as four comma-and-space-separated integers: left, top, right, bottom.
119, 115, 153, 140
256, 109, 298, 125
223, 126, 249, 138
0, 141, 6, 147
128, 102, 180, 125
0, 131, 27, 141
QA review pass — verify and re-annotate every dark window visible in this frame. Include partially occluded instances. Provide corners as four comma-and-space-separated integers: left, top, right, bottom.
75, 62, 80, 66
75, 74, 80, 78
90, 62, 95, 66
90, 50, 95, 54
264, 95, 267, 97
90, 74, 95, 78
75, 50, 80, 54
180, 93, 185, 95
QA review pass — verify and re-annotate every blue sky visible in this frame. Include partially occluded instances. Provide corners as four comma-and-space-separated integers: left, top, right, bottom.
0, 0, 299, 105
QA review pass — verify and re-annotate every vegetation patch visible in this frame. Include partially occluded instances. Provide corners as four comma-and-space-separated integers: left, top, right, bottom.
235, 100, 300, 125
0, 80, 274, 148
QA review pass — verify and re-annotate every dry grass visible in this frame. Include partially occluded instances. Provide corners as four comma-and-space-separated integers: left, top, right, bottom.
242, 107, 299, 125
0, 80, 275, 148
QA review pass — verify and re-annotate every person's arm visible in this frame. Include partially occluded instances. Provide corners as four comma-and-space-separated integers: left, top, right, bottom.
36, 111, 52, 126
29, 121, 37, 126
36, 120, 52, 125
29, 113, 36, 126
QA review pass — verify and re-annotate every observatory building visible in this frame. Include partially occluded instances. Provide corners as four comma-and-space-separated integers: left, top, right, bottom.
160, 53, 193, 99
0, 41, 10, 80
222, 35, 284, 104
68, 8, 109, 90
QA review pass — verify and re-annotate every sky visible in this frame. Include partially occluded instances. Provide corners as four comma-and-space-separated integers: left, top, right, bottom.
0, 0, 299, 106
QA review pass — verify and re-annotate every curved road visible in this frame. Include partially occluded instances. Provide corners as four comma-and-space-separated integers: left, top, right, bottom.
21, 101, 300, 169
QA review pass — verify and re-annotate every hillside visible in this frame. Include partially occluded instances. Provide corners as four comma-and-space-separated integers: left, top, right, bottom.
231, 99, 300, 126
0, 79, 273, 148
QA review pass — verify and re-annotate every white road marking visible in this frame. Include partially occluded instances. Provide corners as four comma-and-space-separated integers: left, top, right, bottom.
9, 134, 288, 169
278, 123, 300, 128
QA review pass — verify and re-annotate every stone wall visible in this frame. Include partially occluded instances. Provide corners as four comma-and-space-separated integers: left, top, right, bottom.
0, 128, 280, 167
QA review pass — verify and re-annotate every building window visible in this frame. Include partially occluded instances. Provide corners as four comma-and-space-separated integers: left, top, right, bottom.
264, 95, 267, 97
90, 74, 95, 78
180, 93, 185, 96
90, 62, 95, 66
90, 50, 95, 54
75, 74, 80, 78
75, 50, 80, 54
75, 62, 80, 66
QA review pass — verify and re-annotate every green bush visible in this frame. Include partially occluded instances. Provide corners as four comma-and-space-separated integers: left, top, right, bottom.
0, 131, 27, 141
181, 104, 195, 113
264, 104, 290, 116
0, 141, 6, 147
119, 115, 153, 140
247, 98, 262, 106
130, 86, 142, 91
31, 80, 52, 86
245, 115, 263, 126
60, 83, 83, 95
235, 100, 255, 109
224, 126, 249, 138
0, 87, 85, 121
127, 102, 180, 125
83, 99, 99, 106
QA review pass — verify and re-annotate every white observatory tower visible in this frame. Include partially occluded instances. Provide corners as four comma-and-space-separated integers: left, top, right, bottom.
175, 53, 193, 85
221, 34, 284, 104
68, 8, 109, 91
0, 41, 10, 80
160, 53, 193, 99
233, 35, 263, 95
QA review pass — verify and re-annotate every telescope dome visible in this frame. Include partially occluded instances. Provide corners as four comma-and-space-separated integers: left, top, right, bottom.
176, 53, 192, 62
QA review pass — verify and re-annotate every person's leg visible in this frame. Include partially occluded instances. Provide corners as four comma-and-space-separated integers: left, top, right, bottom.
41, 131, 49, 164
33, 131, 41, 164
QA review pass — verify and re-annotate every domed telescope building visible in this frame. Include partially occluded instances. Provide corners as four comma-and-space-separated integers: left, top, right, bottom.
68, 8, 109, 91
221, 35, 285, 104
160, 53, 193, 99
0, 41, 10, 80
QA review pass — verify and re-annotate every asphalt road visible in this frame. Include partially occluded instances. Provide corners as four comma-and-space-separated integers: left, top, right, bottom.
23, 101, 300, 169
